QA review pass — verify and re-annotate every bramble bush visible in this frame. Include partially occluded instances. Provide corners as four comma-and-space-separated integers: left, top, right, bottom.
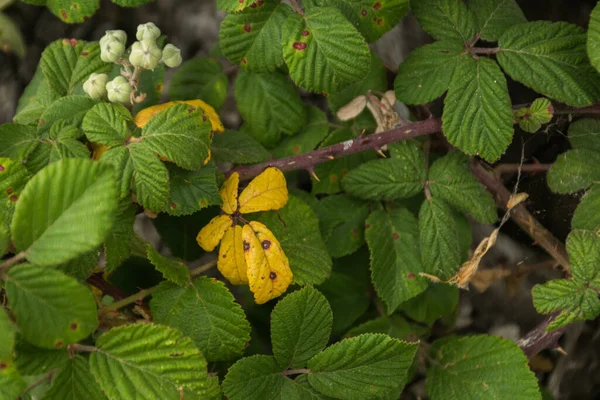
2, 0, 600, 398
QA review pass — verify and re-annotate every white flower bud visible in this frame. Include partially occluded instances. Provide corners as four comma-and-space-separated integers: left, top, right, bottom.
106, 76, 132, 104
100, 40, 125, 63
129, 39, 162, 70
83, 73, 109, 99
161, 44, 182, 68
136, 22, 161, 41
99, 30, 127, 47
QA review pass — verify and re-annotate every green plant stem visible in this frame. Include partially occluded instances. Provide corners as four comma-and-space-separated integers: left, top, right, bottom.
0, 251, 26, 272
283, 368, 311, 376
190, 259, 217, 277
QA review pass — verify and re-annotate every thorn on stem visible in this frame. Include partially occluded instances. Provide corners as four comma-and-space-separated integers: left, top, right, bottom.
307, 168, 320, 182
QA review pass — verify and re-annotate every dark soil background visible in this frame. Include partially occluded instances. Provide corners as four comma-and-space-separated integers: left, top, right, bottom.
1, 0, 599, 398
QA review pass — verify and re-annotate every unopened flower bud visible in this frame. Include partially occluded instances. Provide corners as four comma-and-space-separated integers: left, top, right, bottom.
129, 39, 162, 70
100, 40, 125, 63
106, 76, 132, 104
99, 30, 127, 47
136, 22, 161, 41
83, 73, 109, 99
161, 44, 182, 68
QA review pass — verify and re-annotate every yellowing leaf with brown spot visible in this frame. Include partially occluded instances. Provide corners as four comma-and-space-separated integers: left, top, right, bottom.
196, 214, 232, 251
238, 167, 288, 214
242, 221, 292, 304
90, 142, 109, 160
218, 225, 248, 285
134, 100, 225, 133
220, 172, 239, 215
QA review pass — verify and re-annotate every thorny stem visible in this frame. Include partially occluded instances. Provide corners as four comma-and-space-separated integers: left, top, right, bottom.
283, 368, 311, 376
0, 251, 26, 272
517, 313, 568, 357
86, 273, 127, 301
469, 47, 501, 55
494, 163, 553, 177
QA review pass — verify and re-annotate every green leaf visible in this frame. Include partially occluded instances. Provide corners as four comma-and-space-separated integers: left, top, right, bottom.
97, 145, 133, 199
45, 0, 99, 23
307, 334, 418, 400
89, 323, 219, 400
166, 163, 220, 216
141, 103, 211, 171
105, 199, 136, 273
169, 57, 228, 110
211, 130, 271, 164
253, 195, 332, 285
410, 0, 475, 43
82, 103, 132, 146
311, 0, 410, 43
497, 21, 600, 107
397, 283, 459, 326
273, 105, 329, 158
37, 95, 97, 135
11, 158, 117, 266
153, 209, 216, 261
470, 0, 526, 42
419, 198, 464, 280
442, 57, 513, 162
342, 156, 425, 201
345, 315, 429, 341
235, 70, 307, 147
0, 12, 25, 59
547, 149, 600, 193
41, 40, 110, 95
216, 0, 253, 12
129, 142, 170, 212
0, 157, 30, 222
0, 307, 15, 358
0, 220, 9, 256
312, 128, 375, 195
316, 194, 370, 258
428, 152, 497, 223
394, 40, 466, 105
111, 0, 154, 6
0, 365, 26, 400
0, 124, 39, 161
132, 64, 166, 115
220, 2, 292, 71
426, 335, 541, 400
14, 68, 60, 126
56, 249, 99, 281
14, 338, 70, 376
588, 1, 600, 73
150, 277, 250, 361
271, 287, 333, 369
42, 356, 106, 400
5, 265, 98, 349
328, 51, 387, 112
281, 7, 370, 94
515, 98, 554, 133
223, 355, 297, 400
566, 230, 600, 289
366, 208, 428, 314
572, 184, 600, 232
568, 118, 600, 152
146, 245, 190, 285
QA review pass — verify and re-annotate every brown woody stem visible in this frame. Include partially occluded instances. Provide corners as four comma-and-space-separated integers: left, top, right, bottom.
494, 163, 552, 176
517, 314, 568, 357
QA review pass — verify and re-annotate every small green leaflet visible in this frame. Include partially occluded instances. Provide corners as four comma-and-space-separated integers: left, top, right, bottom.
398, 283, 459, 326
82, 103, 132, 146
146, 245, 191, 285
572, 184, 600, 232
547, 149, 600, 193
211, 130, 271, 164
533, 230, 600, 331
497, 21, 600, 107
588, 1, 600, 73
220, 2, 292, 72
5, 265, 98, 349
166, 163, 221, 216
0, 307, 15, 359
89, 323, 220, 400
235, 70, 307, 147
273, 105, 329, 158
0, 12, 25, 59
311, 0, 410, 43
216, 0, 253, 12
42, 0, 100, 23
0, 157, 30, 222
428, 152, 497, 223
11, 158, 117, 266
0, 124, 39, 160
129, 142, 170, 212
410, 0, 475, 43
470, 0, 526, 42
141, 103, 212, 171
0, 365, 26, 400
150, 278, 251, 362
567, 118, 600, 152
98, 145, 135, 199
514, 98, 553, 133
281, 6, 370, 94
14, 338, 70, 376
13, 67, 60, 126
37, 95, 97, 136
426, 335, 541, 400
442, 57, 513, 162
271, 287, 333, 369
345, 314, 429, 341
105, 199, 136, 273
169, 57, 228, 110
366, 208, 429, 314
42, 356, 107, 400
394, 40, 466, 105
41, 40, 110, 95
307, 334, 418, 400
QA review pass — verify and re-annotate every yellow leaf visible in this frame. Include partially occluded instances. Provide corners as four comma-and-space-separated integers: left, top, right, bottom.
238, 167, 288, 214
133, 100, 225, 133
90, 142, 109, 160
203, 148, 211, 165
218, 225, 248, 285
196, 214, 232, 252
242, 221, 292, 304
220, 172, 239, 215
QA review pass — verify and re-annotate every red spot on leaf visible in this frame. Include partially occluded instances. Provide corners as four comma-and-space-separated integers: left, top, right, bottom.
244, 24, 252, 33
269, 271, 277, 280
243, 240, 250, 252
340, 169, 348, 177
83, 16, 89, 21
81, 51, 89, 56
373, 2, 381, 10
0, 165, 4, 172
329, 174, 338, 182
376, 18, 383, 25
155, 83, 163, 93
352, 228, 359, 234
72, 3, 78, 9
361, 8, 367, 16
261, 240, 271, 250
322, 92, 328, 97
9, 195, 18, 202
292, 145, 300, 154
365, 223, 371, 229
202, 115, 207, 122
0, 363, 6, 370
393, 232, 399, 240
38, 119, 45, 126
241, 57, 247, 64
170, 202, 176, 209
302, 30, 309, 37
200, 199, 208, 207
69, 38, 78, 46
6, 188, 12, 194
70, 323, 78, 330
407, 273, 415, 279
188, 107, 197, 114
55, 341, 64, 348
60, 10, 68, 20
293, 42, 307, 50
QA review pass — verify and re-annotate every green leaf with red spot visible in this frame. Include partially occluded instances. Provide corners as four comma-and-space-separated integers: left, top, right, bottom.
514, 98, 554, 133
311, 0, 410, 43
273, 105, 329, 158
111, 0, 155, 6
0, 157, 30, 225
42, 0, 100, 23
216, 0, 254, 12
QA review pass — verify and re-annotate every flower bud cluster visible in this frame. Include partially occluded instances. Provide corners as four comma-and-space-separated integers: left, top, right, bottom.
86, 23, 183, 104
